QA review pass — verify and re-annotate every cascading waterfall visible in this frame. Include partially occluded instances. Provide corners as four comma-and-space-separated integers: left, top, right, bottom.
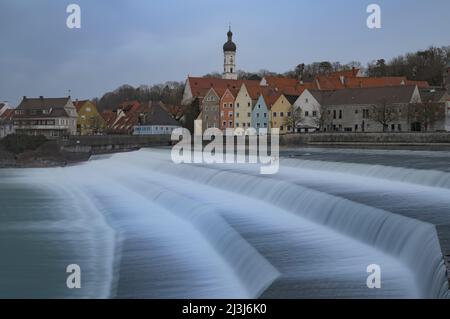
282, 158, 450, 189
115, 149, 450, 298
0, 147, 449, 298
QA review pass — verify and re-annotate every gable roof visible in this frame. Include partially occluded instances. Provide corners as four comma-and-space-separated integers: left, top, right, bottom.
15, 96, 72, 119
17, 97, 71, 110
315, 73, 429, 90
314, 85, 418, 106
139, 101, 179, 126
187, 77, 260, 99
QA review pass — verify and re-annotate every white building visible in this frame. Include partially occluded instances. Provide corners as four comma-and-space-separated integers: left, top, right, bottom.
0, 108, 15, 138
13, 96, 78, 138
292, 89, 325, 132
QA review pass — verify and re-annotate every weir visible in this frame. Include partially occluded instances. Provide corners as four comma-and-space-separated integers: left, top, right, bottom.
1, 147, 450, 298
122, 149, 450, 298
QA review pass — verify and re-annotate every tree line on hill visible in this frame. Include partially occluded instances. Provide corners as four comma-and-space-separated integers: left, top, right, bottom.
94, 81, 185, 112
93, 45, 449, 112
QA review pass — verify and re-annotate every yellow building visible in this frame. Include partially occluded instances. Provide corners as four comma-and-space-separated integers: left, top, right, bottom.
234, 83, 255, 130
74, 100, 106, 135
270, 94, 298, 134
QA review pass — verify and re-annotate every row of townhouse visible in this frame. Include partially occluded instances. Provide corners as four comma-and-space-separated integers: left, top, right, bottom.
182, 64, 450, 134
1, 96, 180, 139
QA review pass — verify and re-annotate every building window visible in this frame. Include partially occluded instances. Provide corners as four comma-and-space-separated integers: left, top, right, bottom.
398, 124, 402, 131
339, 110, 342, 119
363, 109, 369, 119
333, 110, 336, 119
264, 113, 267, 118
256, 113, 260, 118
236, 112, 239, 118
247, 112, 251, 117
273, 112, 277, 117
248, 102, 251, 107
237, 103, 240, 108
312, 111, 317, 117
280, 112, 284, 117
305, 111, 309, 117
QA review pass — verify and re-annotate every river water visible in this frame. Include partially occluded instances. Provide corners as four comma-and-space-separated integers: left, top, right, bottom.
1, 147, 449, 299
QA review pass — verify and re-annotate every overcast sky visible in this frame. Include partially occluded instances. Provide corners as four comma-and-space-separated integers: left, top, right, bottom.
1, 0, 449, 105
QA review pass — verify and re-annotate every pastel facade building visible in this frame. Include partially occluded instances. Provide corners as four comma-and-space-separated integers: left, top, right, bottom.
201, 88, 221, 130
270, 94, 298, 134
220, 88, 236, 130
234, 84, 256, 129
74, 100, 106, 135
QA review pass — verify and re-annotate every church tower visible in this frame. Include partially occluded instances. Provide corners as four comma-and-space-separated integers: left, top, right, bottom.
223, 27, 237, 80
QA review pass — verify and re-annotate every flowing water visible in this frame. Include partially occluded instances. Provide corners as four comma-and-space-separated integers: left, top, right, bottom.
0, 147, 449, 299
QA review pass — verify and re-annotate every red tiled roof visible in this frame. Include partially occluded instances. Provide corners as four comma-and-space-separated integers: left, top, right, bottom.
316, 75, 429, 90
0, 109, 15, 120
188, 77, 260, 99
405, 80, 429, 88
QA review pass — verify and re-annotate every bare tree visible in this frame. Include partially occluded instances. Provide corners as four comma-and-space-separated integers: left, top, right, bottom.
283, 106, 303, 133
408, 102, 442, 131
369, 100, 398, 132
312, 106, 328, 132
